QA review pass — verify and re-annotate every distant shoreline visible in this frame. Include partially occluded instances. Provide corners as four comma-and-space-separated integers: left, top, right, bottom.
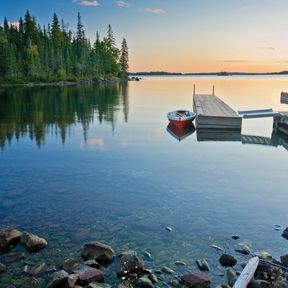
130, 71, 288, 76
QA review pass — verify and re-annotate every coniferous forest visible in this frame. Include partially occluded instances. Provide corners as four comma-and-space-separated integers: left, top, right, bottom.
0, 11, 129, 83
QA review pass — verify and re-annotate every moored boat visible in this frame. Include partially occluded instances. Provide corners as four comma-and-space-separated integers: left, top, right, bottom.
167, 110, 196, 129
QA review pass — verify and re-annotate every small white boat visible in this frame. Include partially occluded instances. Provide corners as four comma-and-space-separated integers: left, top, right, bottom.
167, 110, 196, 129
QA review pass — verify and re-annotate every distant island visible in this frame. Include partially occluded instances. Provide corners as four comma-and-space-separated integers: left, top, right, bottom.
0, 11, 129, 84
130, 71, 288, 76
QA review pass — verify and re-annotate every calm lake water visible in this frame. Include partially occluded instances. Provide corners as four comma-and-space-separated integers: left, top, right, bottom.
0, 76, 288, 287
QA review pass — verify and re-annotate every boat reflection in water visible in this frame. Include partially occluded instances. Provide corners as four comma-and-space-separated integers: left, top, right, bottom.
166, 122, 195, 141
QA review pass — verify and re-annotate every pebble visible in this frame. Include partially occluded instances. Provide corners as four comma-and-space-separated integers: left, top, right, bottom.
231, 235, 240, 240
196, 259, 210, 271
227, 268, 237, 287
234, 243, 250, 255
165, 227, 173, 232
133, 277, 154, 288
219, 254, 237, 267
161, 266, 175, 274
144, 251, 152, 258
209, 244, 224, 251
175, 261, 186, 266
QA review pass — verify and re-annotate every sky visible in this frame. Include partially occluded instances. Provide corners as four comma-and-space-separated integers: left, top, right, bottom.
1, 0, 288, 73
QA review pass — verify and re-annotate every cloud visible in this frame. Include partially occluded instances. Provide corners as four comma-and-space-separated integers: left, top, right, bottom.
1, 21, 19, 29
222, 60, 248, 63
76, 0, 100, 6
145, 8, 166, 15
117, 0, 130, 8
81, 138, 106, 150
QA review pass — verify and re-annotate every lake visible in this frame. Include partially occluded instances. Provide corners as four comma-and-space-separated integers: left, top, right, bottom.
0, 76, 288, 287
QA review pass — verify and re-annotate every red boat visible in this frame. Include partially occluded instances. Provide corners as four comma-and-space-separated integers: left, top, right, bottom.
167, 110, 196, 129
166, 123, 195, 141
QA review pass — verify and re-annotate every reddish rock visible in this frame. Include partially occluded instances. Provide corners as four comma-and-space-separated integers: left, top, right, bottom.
73, 264, 104, 285
81, 241, 115, 264
180, 273, 211, 288
0, 228, 22, 254
116, 251, 144, 276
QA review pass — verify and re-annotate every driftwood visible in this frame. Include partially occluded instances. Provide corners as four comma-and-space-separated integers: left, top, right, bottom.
232, 256, 259, 288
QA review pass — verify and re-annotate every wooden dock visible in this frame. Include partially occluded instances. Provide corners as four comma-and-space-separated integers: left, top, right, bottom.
274, 112, 288, 136
193, 93, 242, 130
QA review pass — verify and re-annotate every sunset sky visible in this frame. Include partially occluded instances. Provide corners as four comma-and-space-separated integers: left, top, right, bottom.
1, 0, 288, 73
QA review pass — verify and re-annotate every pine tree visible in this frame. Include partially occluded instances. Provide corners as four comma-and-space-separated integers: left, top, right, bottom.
119, 38, 129, 74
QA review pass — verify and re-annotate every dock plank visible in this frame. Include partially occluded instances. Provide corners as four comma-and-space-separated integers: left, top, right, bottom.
193, 94, 242, 130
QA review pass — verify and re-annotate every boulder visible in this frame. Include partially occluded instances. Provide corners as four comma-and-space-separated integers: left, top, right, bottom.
180, 273, 211, 288
134, 277, 154, 288
81, 241, 115, 264
219, 254, 237, 267
72, 264, 104, 285
67, 274, 79, 288
249, 280, 271, 288
0, 262, 6, 273
21, 232, 47, 252
0, 228, 22, 254
281, 255, 288, 268
116, 251, 144, 276
46, 270, 69, 288
282, 228, 288, 240
272, 281, 288, 288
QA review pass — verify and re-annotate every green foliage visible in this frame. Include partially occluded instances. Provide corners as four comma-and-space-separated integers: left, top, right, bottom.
0, 11, 128, 83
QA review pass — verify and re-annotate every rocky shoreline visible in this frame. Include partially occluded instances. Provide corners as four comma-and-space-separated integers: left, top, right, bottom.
1, 227, 288, 288
0, 78, 126, 88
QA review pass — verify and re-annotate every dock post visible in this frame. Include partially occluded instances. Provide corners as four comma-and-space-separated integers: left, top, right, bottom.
212, 85, 215, 96
193, 84, 196, 96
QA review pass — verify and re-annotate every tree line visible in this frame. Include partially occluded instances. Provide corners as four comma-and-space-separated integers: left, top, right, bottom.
0, 11, 129, 83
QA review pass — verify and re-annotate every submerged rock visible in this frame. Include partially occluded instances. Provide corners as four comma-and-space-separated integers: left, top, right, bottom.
166, 227, 173, 232
227, 268, 237, 287
281, 255, 288, 268
0, 228, 22, 254
249, 279, 271, 288
273, 280, 288, 288
231, 235, 240, 240
180, 273, 211, 288
254, 251, 272, 259
209, 244, 224, 252
133, 277, 154, 288
46, 270, 69, 288
88, 283, 112, 288
196, 259, 210, 271
148, 273, 158, 283
0, 262, 6, 273
67, 274, 79, 288
219, 254, 237, 267
84, 259, 101, 268
282, 228, 288, 240
61, 258, 80, 271
234, 243, 250, 255
175, 260, 186, 266
3, 252, 26, 262
21, 232, 47, 252
161, 266, 175, 274
73, 264, 104, 285
116, 250, 144, 276
81, 241, 115, 264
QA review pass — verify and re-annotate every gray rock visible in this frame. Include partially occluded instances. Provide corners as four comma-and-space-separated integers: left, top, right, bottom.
281, 255, 288, 268
180, 273, 211, 288
219, 254, 237, 267
241, 260, 248, 268
67, 274, 79, 288
81, 241, 115, 264
249, 280, 271, 288
0, 228, 22, 254
84, 259, 101, 268
116, 250, 144, 276
166, 227, 173, 232
196, 259, 210, 271
134, 277, 154, 288
169, 280, 181, 287
282, 227, 288, 240
21, 232, 47, 252
227, 268, 237, 287
61, 258, 80, 271
148, 273, 158, 283
88, 283, 112, 288
29, 262, 47, 276
144, 251, 152, 258
234, 243, 250, 255
272, 280, 288, 288
0, 262, 6, 273
175, 261, 186, 266
72, 264, 104, 285
161, 266, 175, 274
209, 244, 224, 252
254, 252, 272, 259
46, 270, 69, 288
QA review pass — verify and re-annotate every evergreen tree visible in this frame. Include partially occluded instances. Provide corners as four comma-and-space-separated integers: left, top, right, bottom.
119, 38, 129, 75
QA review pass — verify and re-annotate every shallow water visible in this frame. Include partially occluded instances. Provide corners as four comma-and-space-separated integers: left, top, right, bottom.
0, 76, 288, 287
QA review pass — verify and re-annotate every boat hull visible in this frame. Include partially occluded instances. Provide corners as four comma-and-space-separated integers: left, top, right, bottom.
169, 119, 193, 129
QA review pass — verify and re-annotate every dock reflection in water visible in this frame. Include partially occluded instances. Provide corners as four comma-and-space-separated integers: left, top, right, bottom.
166, 123, 195, 141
